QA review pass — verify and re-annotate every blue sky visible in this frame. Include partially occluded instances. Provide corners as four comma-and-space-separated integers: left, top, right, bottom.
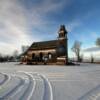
0, 0, 100, 56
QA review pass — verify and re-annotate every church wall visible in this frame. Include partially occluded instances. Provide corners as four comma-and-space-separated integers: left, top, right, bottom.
27, 48, 56, 60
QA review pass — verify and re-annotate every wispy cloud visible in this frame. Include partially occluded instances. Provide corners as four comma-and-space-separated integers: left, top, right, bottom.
66, 20, 81, 32
0, 0, 99, 56
0, 0, 66, 55
83, 46, 100, 52
0, 0, 33, 55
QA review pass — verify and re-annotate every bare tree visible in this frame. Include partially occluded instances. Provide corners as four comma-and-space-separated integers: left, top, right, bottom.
13, 50, 19, 61
96, 38, 100, 46
21, 45, 29, 53
71, 41, 82, 62
13, 50, 18, 58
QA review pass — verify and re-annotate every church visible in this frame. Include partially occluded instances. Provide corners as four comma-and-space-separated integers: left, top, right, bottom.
21, 25, 68, 65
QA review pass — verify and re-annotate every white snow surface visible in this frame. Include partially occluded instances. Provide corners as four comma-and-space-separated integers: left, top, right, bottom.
0, 62, 100, 100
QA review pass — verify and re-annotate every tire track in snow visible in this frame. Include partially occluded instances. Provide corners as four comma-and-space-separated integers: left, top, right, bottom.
29, 73, 44, 100
0, 72, 36, 100
4, 77, 25, 100
0, 72, 53, 100
0, 75, 24, 99
79, 85, 100, 100
17, 72, 36, 100
18, 72, 53, 100
38, 74, 53, 100
0, 73, 9, 85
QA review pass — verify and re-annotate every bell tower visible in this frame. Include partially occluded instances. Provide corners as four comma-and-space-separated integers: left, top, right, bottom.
58, 25, 67, 39
58, 25, 68, 64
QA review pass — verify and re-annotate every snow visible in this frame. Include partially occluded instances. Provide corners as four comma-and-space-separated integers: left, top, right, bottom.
0, 62, 100, 100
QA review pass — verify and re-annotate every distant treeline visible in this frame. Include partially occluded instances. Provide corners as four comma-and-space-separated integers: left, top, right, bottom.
0, 55, 20, 62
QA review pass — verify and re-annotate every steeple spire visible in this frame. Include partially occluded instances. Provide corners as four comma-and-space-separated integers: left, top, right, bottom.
58, 25, 67, 39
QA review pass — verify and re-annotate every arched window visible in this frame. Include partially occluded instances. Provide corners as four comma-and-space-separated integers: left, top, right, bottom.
48, 53, 52, 59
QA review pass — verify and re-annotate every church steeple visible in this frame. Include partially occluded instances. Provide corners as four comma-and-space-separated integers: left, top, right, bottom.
58, 25, 67, 39
58, 25, 68, 64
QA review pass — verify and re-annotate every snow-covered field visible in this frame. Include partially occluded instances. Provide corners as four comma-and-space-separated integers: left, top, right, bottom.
0, 63, 100, 100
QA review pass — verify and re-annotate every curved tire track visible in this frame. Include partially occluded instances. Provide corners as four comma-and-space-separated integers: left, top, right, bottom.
0, 72, 36, 100
0, 76, 24, 99
38, 74, 53, 100
18, 72, 53, 100
0, 73, 9, 85
17, 72, 36, 100
0, 72, 53, 100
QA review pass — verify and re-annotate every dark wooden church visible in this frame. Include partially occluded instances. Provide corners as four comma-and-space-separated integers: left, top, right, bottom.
21, 25, 68, 65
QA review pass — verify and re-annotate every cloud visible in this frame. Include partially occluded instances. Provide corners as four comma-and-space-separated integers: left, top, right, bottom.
0, 0, 33, 55
81, 46, 100, 59
83, 46, 100, 52
25, 0, 67, 27
0, 0, 66, 55
34, 0, 66, 14
66, 20, 81, 32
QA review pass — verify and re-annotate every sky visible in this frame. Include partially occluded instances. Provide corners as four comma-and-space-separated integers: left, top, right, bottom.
0, 0, 100, 56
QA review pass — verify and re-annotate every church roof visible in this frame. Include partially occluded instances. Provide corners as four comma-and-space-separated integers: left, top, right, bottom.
21, 39, 59, 55
29, 39, 59, 50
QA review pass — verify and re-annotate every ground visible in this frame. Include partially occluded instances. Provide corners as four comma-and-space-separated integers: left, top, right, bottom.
0, 63, 100, 100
